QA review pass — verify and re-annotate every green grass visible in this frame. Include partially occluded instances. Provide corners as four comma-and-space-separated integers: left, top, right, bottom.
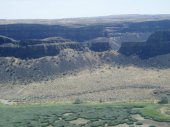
0, 102, 169, 127
139, 104, 170, 122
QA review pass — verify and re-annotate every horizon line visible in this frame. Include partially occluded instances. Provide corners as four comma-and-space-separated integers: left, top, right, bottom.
1, 14, 170, 20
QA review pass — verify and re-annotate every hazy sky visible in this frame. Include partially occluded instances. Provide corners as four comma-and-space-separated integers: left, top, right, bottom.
0, 0, 170, 19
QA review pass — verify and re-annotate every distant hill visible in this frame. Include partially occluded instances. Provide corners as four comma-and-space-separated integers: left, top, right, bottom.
1, 14, 170, 25
0, 15, 170, 42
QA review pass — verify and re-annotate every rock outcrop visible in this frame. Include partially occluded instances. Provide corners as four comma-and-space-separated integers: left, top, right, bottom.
0, 35, 17, 45
0, 36, 112, 59
119, 31, 170, 59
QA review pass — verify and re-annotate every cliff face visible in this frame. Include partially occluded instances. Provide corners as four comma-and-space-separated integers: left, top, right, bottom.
147, 31, 170, 43
119, 31, 170, 59
86, 41, 112, 52
0, 35, 17, 45
0, 36, 112, 59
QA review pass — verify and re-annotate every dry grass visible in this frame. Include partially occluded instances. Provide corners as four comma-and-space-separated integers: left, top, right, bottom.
0, 65, 169, 103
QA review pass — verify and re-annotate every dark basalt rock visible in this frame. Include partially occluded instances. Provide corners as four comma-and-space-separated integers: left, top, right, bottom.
147, 31, 170, 43
87, 41, 111, 52
0, 45, 61, 59
119, 31, 170, 59
0, 35, 17, 44
0, 37, 83, 59
0, 36, 112, 59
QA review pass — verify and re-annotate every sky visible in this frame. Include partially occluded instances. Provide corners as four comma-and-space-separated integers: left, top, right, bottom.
0, 0, 170, 19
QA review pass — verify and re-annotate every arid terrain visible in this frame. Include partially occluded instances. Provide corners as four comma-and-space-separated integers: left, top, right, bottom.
0, 15, 170, 103
0, 60, 169, 103
0, 15, 170, 127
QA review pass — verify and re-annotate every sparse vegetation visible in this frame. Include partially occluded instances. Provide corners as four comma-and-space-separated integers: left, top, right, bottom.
158, 96, 169, 104
149, 125, 156, 127
136, 122, 143, 125
1, 65, 170, 102
73, 98, 82, 104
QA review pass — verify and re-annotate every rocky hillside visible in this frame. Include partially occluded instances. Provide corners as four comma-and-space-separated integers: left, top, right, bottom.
0, 49, 102, 85
0, 35, 112, 84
